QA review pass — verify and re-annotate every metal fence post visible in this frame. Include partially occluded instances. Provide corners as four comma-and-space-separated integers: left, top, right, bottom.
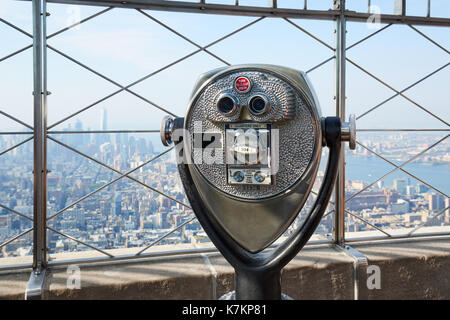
26, 0, 48, 300
333, 0, 346, 245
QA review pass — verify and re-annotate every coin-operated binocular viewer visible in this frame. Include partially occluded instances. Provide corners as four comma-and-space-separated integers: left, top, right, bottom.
160, 64, 355, 300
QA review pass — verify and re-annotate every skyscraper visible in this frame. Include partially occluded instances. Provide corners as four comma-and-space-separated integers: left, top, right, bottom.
100, 108, 107, 131
98, 108, 110, 145
394, 179, 407, 195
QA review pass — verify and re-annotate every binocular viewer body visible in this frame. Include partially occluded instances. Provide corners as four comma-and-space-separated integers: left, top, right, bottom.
161, 64, 355, 299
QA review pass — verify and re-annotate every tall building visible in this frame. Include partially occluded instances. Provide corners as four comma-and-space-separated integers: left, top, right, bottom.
100, 108, 107, 131
427, 193, 445, 212
394, 179, 407, 195
406, 185, 416, 197
415, 183, 429, 194
97, 108, 110, 145
73, 119, 84, 147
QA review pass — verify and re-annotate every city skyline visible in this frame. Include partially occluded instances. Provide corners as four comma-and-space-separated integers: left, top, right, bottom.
0, 118, 448, 258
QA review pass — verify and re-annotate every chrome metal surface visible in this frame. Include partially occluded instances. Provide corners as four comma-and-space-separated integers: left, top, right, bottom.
32, 0, 47, 273
37, 0, 450, 27
216, 92, 240, 116
186, 65, 321, 199
337, 244, 369, 300
24, 269, 46, 300
183, 64, 323, 252
247, 93, 271, 116
333, 0, 346, 246
160, 116, 174, 146
341, 114, 356, 150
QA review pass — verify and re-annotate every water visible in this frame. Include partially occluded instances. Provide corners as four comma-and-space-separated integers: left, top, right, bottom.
345, 155, 450, 194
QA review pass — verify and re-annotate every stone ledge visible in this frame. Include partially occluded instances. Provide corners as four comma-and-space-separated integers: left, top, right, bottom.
0, 236, 449, 299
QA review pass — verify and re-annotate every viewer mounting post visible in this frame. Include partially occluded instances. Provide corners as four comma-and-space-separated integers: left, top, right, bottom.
26, 0, 48, 300
333, 0, 346, 246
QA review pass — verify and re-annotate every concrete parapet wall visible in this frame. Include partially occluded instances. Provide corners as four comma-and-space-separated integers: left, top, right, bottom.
0, 236, 449, 299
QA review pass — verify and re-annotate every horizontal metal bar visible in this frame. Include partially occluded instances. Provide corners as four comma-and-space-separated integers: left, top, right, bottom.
35, 0, 450, 27
6, 233, 450, 272
0, 263, 33, 273
46, 238, 334, 268
344, 10, 450, 27
39, 0, 342, 20
3, 231, 450, 271
345, 232, 450, 244
357, 129, 450, 132
0, 131, 34, 135
48, 129, 159, 134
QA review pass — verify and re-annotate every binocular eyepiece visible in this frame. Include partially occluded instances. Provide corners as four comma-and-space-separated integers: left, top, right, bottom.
216, 92, 271, 117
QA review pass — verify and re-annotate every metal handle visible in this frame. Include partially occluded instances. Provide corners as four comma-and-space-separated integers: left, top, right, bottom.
341, 114, 356, 150
160, 116, 174, 146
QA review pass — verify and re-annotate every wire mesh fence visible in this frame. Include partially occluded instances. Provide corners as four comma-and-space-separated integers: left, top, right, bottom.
0, 0, 449, 270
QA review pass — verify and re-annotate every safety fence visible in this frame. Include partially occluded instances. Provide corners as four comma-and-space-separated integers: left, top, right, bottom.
0, 0, 449, 273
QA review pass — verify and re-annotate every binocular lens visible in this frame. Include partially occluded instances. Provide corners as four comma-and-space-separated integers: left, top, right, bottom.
248, 95, 269, 115
217, 95, 237, 116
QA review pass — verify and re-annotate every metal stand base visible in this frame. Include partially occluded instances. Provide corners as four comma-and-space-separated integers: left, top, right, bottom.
234, 268, 282, 300
336, 244, 369, 300
25, 269, 46, 300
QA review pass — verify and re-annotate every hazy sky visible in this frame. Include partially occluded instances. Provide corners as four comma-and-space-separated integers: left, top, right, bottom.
0, 0, 449, 134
